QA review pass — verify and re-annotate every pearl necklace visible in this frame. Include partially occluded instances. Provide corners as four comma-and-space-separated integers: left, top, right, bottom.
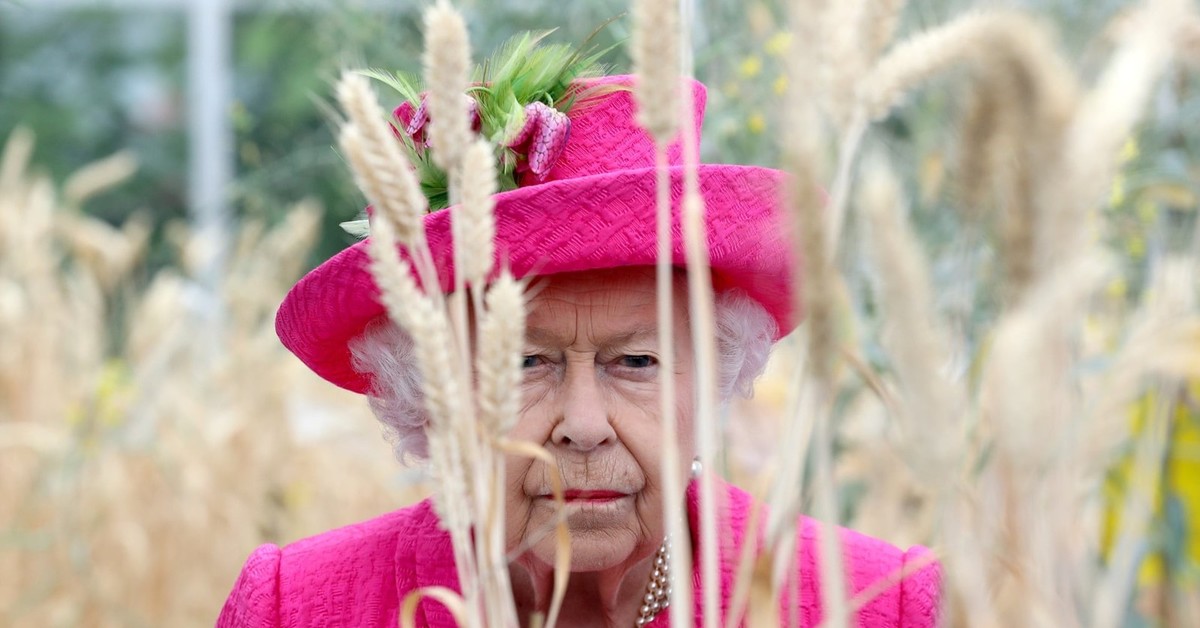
635, 538, 671, 626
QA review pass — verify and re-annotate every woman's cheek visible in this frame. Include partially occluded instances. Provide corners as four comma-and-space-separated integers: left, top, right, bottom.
604, 369, 662, 406
509, 380, 554, 442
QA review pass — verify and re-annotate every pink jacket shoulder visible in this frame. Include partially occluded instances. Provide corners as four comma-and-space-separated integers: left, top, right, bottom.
218, 544, 281, 628
805, 520, 940, 627
677, 483, 940, 627
217, 504, 433, 628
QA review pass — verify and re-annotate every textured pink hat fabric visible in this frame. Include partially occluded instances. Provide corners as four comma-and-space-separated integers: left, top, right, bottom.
276, 75, 799, 394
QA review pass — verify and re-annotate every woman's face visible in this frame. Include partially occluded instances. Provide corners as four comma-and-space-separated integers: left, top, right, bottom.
504, 267, 696, 573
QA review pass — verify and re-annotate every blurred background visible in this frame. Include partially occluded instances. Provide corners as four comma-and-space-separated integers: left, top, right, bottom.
2, 0, 1197, 625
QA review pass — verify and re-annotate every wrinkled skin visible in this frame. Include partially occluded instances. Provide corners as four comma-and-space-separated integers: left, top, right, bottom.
504, 267, 696, 627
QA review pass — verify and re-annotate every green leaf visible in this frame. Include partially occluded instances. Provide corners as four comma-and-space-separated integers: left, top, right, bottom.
356, 68, 421, 104
347, 25, 617, 211
339, 219, 371, 239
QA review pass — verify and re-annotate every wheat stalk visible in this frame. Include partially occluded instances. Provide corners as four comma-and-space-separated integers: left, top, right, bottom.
495, 438, 572, 628
352, 6, 539, 625
459, 140, 497, 287
423, 0, 473, 176
631, 0, 696, 626
336, 74, 428, 248
365, 209, 481, 621
858, 155, 965, 476
1178, 15, 1200, 67
959, 29, 1078, 302
1041, 0, 1187, 273
400, 586, 470, 628
856, 153, 998, 624
474, 272, 524, 435
1084, 266, 1200, 471
62, 151, 138, 207
978, 255, 1111, 625
419, 5, 479, 524
363, 216, 470, 534
769, 1, 854, 624
1086, 255, 1196, 627
632, 0, 681, 143
667, 7, 730, 617
834, 10, 1078, 249
861, 10, 1000, 122
864, 0, 906, 63
820, 0, 868, 130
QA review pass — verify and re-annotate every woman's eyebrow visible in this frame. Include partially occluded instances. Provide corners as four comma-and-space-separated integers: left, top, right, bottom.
524, 325, 661, 347
524, 327, 566, 346
601, 326, 660, 347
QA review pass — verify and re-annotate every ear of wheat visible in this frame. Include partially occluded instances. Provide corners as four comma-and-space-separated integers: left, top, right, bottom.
631, 1, 696, 625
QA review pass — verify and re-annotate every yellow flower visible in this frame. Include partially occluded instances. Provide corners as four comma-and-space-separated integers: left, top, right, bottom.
1127, 235, 1146, 258
773, 75, 788, 95
1105, 277, 1128, 301
919, 153, 946, 204
1108, 175, 1126, 207
765, 31, 792, 56
96, 359, 131, 427
747, 112, 766, 134
1136, 199, 1158, 223
284, 481, 313, 509
1142, 183, 1194, 210
1104, 389, 1200, 589
739, 55, 763, 78
66, 402, 86, 427
1083, 313, 1118, 353
1107, 137, 1136, 207
1120, 137, 1140, 163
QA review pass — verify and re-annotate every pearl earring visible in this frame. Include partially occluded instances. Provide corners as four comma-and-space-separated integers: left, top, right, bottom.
690, 458, 702, 478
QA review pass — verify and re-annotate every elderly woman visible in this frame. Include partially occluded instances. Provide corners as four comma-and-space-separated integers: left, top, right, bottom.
218, 64, 939, 627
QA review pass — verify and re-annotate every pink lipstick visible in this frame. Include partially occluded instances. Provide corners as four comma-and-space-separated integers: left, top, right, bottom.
562, 489, 627, 502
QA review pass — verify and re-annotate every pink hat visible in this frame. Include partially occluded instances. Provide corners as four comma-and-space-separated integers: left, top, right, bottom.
276, 75, 799, 394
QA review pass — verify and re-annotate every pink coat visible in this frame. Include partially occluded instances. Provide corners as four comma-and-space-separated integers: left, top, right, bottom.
218, 481, 939, 627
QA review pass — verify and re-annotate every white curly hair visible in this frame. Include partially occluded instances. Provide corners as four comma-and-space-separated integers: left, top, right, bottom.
349, 289, 778, 462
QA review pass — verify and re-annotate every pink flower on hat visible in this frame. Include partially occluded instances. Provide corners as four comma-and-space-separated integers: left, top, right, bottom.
504, 101, 571, 179
392, 95, 481, 150
393, 99, 428, 146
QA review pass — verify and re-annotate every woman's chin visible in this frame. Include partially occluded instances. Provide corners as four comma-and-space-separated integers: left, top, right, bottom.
524, 525, 642, 573
562, 535, 639, 573
514, 495, 656, 572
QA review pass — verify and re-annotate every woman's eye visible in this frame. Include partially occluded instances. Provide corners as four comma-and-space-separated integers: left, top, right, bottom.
619, 355, 657, 368
521, 355, 542, 369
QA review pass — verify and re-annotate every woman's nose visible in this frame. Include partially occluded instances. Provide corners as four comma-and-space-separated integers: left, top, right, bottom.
550, 363, 615, 451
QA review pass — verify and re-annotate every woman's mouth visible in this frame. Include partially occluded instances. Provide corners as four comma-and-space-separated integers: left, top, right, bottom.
561, 489, 628, 503
533, 489, 636, 520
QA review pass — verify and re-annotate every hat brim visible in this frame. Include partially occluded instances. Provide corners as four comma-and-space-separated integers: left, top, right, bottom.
276, 164, 799, 394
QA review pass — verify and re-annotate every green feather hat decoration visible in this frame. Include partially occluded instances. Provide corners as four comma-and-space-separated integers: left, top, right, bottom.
350, 28, 622, 224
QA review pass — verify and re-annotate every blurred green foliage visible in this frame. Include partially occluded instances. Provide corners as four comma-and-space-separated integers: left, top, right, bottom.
0, 8, 186, 267
2, 1, 639, 269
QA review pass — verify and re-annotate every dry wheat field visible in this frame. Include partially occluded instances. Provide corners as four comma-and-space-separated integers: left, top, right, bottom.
4, 0, 1200, 626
